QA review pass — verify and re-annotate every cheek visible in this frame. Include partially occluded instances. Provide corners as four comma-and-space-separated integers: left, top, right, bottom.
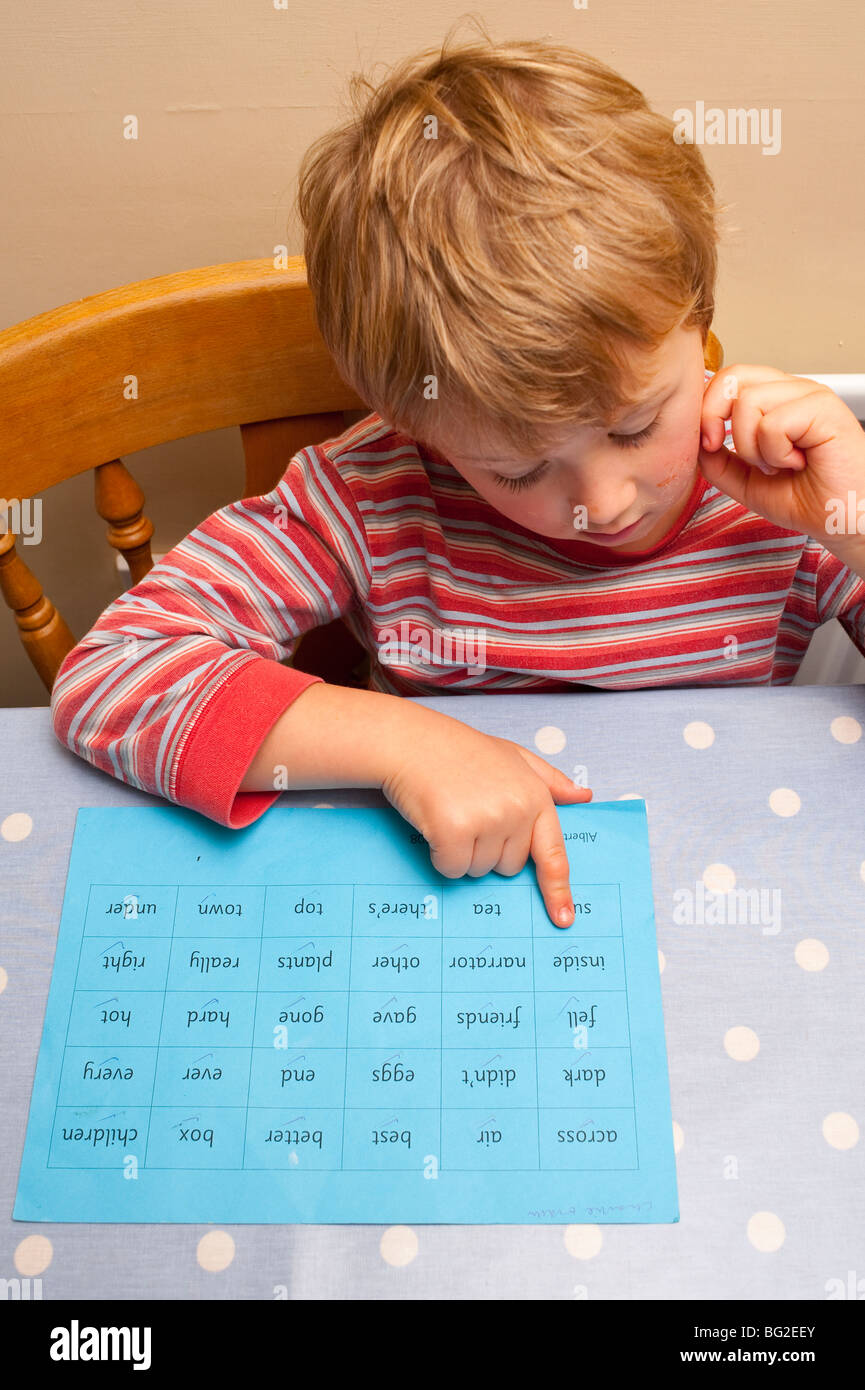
650, 428, 701, 496
475, 480, 553, 522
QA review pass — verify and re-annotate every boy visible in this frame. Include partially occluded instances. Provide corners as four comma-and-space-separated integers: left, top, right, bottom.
51, 36, 865, 933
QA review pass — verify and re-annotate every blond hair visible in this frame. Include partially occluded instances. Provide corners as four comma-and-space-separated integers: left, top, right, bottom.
296, 23, 727, 454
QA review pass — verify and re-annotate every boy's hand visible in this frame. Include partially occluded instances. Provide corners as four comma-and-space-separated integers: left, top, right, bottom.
379, 714, 592, 928
698, 365, 865, 574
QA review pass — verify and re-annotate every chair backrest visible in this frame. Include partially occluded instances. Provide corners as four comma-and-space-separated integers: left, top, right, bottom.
0, 257, 723, 693
704, 330, 722, 373
0, 256, 366, 690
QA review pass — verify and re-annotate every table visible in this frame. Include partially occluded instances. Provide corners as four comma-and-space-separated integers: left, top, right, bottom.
2, 687, 863, 1300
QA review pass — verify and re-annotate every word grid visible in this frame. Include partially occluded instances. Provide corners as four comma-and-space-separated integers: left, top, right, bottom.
55, 879, 634, 1174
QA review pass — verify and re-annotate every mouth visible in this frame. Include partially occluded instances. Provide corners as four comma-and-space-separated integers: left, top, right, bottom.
580, 514, 647, 543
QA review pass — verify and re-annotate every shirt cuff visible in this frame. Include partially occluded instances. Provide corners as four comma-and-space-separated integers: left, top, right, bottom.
174, 658, 324, 827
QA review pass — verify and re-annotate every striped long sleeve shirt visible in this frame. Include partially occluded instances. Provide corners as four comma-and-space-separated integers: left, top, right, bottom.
51, 371, 865, 827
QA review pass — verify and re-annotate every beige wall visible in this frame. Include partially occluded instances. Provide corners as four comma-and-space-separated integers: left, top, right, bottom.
2, 2, 863, 705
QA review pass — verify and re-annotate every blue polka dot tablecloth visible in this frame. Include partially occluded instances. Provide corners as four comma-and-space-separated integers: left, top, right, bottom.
1, 687, 863, 1300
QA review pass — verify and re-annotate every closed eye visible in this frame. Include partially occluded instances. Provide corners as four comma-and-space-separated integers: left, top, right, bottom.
492, 415, 661, 491
492, 462, 550, 492
609, 418, 659, 449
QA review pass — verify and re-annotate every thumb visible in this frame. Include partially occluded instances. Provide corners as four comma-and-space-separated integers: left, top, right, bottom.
516, 746, 593, 803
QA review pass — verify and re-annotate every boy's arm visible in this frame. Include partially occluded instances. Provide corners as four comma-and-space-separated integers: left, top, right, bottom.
240, 679, 593, 935
238, 680, 428, 791
812, 543, 865, 659
50, 444, 371, 827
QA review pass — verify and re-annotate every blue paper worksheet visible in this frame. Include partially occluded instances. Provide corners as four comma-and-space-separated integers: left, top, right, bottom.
14, 801, 679, 1224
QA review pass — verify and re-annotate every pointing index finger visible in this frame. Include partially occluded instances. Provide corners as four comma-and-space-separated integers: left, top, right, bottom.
530, 803, 575, 928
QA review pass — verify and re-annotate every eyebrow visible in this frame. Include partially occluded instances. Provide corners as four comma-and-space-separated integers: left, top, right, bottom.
462, 384, 676, 465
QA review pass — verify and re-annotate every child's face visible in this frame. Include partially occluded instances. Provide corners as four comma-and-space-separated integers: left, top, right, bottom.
425, 325, 707, 554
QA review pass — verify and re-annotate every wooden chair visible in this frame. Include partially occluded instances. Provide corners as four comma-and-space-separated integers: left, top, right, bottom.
0, 256, 373, 692
0, 256, 724, 693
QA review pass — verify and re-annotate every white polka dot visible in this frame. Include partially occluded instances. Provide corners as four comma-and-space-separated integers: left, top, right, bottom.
617, 793, 643, 800
534, 726, 566, 755
313, 803, 335, 809
683, 721, 715, 750
564, 1224, 603, 1259
658, 949, 666, 973
724, 1025, 760, 1061
769, 788, 800, 817
831, 716, 862, 744
672, 1121, 684, 1154
15, 1235, 53, 1276
0, 966, 7, 994
795, 938, 829, 971
747, 1211, 785, 1252
380, 1225, 418, 1266
196, 1230, 235, 1271
1, 813, 32, 842
703, 862, 736, 893
822, 1112, 859, 1150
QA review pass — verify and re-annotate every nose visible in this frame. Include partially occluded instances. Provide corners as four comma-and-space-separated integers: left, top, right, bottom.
570, 481, 638, 532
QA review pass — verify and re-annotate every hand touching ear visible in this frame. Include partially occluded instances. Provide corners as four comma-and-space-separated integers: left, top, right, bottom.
698, 365, 865, 573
